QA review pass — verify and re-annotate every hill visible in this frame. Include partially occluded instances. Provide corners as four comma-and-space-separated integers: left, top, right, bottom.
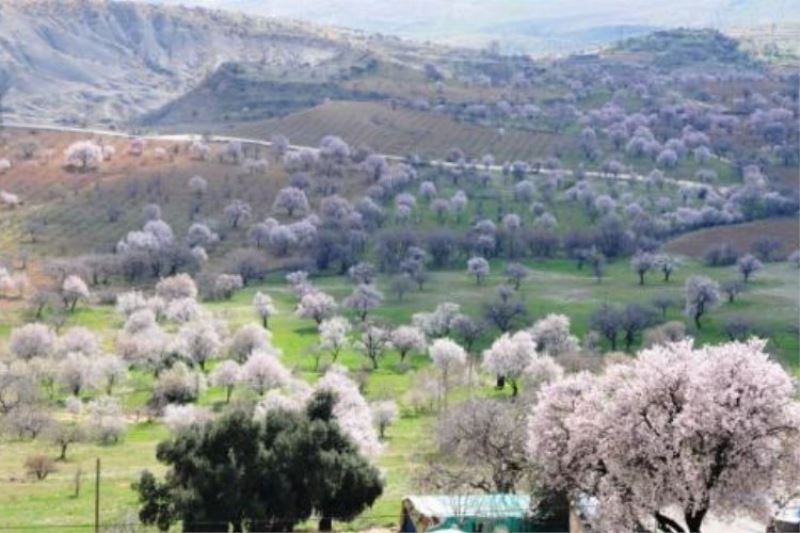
613, 28, 761, 70
138, 59, 386, 126
150, 0, 800, 55
189, 100, 562, 162
0, 0, 451, 126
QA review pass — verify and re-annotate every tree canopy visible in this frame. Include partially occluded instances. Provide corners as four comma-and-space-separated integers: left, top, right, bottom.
135, 390, 383, 532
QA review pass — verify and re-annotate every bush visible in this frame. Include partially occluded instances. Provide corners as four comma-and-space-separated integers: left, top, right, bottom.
704, 243, 738, 267
25, 455, 56, 480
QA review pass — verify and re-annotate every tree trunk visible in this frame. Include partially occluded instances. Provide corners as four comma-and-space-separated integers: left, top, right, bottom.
624, 334, 634, 352
654, 512, 685, 533
59, 443, 68, 461
319, 517, 333, 532
496, 375, 505, 389
684, 508, 707, 532
639, 272, 645, 285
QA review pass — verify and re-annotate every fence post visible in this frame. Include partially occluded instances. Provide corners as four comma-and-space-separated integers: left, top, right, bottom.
95, 458, 101, 533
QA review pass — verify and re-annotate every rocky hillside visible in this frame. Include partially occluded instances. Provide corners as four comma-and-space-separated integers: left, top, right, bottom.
0, 0, 435, 126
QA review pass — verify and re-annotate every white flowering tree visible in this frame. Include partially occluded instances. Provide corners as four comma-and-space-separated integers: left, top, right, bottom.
630, 251, 656, 285
96, 355, 128, 395
429, 338, 467, 408
390, 325, 427, 363
240, 351, 291, 395
318, 316, 351, 367
115, 291, 148, 317
57, 327, 100, 357
209, 360, 242, 403
684, 275, 721, 329
10, 324, 55, 360
155, 273, 198, 301
62, 275, 89, 312
163, 404, 212, 434
178, 320, 223, 371
296, 290, 337, 325
529, 314, 579, 356
64, 141, 102, 171
354, 324, 392, 370
56, 353, 97, 396
482, 331, 535, 396
227, 324, 272, 363
88, 396, 125, 444
467, 256, 490, 285
343, 284, 383, 321
412, 302, 460, 338
317, 366, 382, 457
371, 400, 398, 440
528, 339, 800, 532
253, 291, 277, 328
273, 187, 310, 217
737, 254, 763, 283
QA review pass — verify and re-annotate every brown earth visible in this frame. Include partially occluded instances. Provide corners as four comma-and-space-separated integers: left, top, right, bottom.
665, 217, 800, 257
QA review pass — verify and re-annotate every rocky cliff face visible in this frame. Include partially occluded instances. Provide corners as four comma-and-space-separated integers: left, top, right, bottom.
0, 0, 369, 125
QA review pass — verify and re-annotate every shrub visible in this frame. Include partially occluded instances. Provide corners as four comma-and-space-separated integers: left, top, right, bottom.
704, 243, 738, 267
25, 455, 56, 480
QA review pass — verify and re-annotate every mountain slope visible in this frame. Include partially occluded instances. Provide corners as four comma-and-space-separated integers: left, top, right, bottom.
0, 0, 412, 125
151, 0, 800, 54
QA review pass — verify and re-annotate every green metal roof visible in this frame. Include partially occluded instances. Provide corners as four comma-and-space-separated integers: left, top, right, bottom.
403, 494, 531, 518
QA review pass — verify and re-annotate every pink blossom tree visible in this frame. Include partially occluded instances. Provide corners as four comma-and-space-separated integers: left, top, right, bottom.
429, 338, 466, 408
482, 331, 536, 396
296, 290, 337, 325
527, 339, 800, 532
240, 351, 291, 395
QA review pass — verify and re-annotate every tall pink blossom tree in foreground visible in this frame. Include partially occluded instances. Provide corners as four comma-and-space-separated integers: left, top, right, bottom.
527, 339, 800, 533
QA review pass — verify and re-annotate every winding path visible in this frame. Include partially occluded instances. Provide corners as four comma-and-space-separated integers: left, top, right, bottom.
4, 122, 719, 192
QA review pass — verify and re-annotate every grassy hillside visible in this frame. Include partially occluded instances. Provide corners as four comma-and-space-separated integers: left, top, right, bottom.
0, 254, 796, 531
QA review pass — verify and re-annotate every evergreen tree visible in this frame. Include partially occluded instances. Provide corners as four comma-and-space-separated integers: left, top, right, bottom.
134, 391, 383, 532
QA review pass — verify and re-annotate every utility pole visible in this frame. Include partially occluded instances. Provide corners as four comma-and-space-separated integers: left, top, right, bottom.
94, 458, 101, 533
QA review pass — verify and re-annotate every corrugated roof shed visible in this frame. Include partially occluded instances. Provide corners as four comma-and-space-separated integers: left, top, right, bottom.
401, 494, 532, 532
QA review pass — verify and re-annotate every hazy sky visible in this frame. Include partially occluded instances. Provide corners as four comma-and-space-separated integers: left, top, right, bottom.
148, 0, 800, 52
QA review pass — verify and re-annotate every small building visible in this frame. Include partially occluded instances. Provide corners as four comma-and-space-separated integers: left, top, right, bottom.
400, 494, 572, 533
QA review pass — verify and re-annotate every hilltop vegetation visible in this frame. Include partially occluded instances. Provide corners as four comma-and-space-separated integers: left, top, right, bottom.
615, 28, 760, 69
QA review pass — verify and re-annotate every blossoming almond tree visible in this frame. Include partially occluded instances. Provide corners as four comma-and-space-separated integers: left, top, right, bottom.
482, 330, 536, 396
527, 339, 800, 533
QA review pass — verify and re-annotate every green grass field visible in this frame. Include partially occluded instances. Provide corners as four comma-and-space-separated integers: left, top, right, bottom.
0, 254, 797, 532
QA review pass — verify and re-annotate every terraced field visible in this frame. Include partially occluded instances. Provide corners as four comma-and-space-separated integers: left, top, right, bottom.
665, 218, 800, 258
225, 101, 564, 162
